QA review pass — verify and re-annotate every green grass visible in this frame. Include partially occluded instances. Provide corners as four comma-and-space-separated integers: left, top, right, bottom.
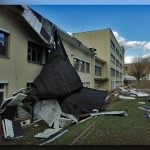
50, 98, 150, 145
75, 98, 150, 145
1, 97, 150, 145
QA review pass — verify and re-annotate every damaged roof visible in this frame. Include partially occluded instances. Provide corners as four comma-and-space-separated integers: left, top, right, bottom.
7, 5, 94, 55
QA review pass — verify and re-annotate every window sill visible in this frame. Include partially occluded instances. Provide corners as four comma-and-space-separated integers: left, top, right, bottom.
27, 61, 44, 65
0, 56, 10, 59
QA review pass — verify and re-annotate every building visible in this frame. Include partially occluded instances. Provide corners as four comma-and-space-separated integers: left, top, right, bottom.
73, 29, 125, 90
0, 6, 96, 104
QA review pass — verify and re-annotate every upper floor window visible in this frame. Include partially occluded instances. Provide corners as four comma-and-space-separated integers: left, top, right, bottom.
0, 30, 8, 58
27, 41, 43, 64
116, 59, 119, 67
95, 66, 102, 76
111, 68, 115, 77
73, 58, 80, 71
80, 60, 85, 72
86, 62, 90, 73
111, 40, 115, 50
116, 49, 119, 57
111, 54, 115, 64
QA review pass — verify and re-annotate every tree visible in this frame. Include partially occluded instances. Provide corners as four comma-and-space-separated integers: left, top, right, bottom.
127, 56, 150, 89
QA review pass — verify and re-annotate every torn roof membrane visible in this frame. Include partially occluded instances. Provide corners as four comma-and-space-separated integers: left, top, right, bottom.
22, 6, 52, 45
20, 5, 94, 55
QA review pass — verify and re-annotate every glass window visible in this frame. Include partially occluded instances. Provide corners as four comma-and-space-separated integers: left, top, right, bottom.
27, 41, 43, 64
111, 54, 115, 64
116, 59, 119, 67
0, 84, 4, 105
82, 82, 86, 87
73, 58, 80, 71
0, 30, 8, 58
95, 84, 101, 90
116, 71, 119, 77
95, 66, 101, 76
80, 60, 85, 72
86, 62, 90, 73
86, 82, 90, 88
111, 68, 115, 77
111, 40, 115, 50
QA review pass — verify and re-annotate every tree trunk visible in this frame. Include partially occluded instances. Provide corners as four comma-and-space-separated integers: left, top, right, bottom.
137, 78, 140, 90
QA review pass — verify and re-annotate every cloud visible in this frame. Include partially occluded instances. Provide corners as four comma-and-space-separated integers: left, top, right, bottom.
125, 56, 134, 64
113, 30, 150, 50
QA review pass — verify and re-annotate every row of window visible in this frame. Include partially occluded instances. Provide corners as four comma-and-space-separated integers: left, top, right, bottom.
110, 68, 122, 78
111, 54, 123, 69
73, 58, 90, 73
110, 40, 124, 61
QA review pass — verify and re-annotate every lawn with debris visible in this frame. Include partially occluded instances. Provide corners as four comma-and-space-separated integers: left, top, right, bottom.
49, 98, 150, 145
1, 97, 150, 145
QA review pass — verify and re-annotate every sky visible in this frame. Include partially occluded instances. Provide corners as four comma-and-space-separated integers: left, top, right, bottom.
29, 5, 150, 63
1, 0, 150, 63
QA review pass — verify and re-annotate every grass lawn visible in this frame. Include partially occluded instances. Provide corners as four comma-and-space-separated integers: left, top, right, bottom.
49, 98, 150, 145
1, 97, 150, 145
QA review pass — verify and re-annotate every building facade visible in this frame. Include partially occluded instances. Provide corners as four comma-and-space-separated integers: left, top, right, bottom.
73, 29, 125, 90
0, 6, 95, 104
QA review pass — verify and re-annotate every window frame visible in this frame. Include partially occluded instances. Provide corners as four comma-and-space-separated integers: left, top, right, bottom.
0, 30, 9, 58
27, 41, 44, 65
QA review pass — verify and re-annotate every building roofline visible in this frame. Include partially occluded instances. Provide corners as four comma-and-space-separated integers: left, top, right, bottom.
19, 5, 94, 55
73, 28, 125, 52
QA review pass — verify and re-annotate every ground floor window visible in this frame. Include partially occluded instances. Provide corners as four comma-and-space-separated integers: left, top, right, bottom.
82, 82, 90, 88
95, 84, 101, 90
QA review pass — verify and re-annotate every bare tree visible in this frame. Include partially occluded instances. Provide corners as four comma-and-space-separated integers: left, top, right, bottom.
128, 56, 149, 89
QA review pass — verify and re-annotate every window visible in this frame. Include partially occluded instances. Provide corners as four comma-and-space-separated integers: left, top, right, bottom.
111, 54, 115, 64
0, 30, 8, 58
120, 73, 122, 78
116, 59, 119, 67
95, 66, 101, 76
83, 82, 90, 88
120, 63, 122, 69
86, 82, 90, 88
86, 62, 90, 73
111, 68, 115, 77
27, 82, 34, 88
28, 41, 43, 64
116, 49, 119, 57
82, 82, 86, 87
116, 71, 119, 78
80, 60, 85, 72
0, 84, 4, 105
73, 58, 80, 71
111, 40, 115, 50
95, 83, 101, 90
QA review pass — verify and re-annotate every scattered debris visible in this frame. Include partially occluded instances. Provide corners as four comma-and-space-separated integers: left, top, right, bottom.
90, 110, 128, 117
144, 113, 150, 118
20, 119, 31, 127
39, 129, 68, 145
138, 102, 146, 105
138, 106, 150, 112
34, 128, 61, 139
2, 119, 23, 139
119, 95, 135, 100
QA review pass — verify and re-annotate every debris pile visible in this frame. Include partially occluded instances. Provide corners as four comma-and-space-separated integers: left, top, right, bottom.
0, 27, 110, 144
112, 86, 150, 100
